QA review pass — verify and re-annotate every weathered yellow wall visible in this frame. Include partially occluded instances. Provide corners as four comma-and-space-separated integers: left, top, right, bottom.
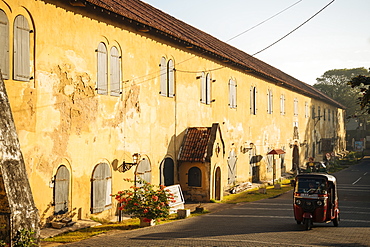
1, 0, 346, 222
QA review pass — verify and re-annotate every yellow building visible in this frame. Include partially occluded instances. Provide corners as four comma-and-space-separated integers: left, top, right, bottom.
0, 0, 345, 225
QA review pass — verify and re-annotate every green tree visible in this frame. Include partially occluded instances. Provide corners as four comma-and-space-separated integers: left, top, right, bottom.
313, 68, 370, 118
349, 73, 370, 114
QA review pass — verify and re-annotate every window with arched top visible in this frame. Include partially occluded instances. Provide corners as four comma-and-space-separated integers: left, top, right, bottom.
135, 158, 152, 186
97, 42, 108, 95
91, 163, 112, 213
54, 165, 70, 215
160, 158, 174, 186
188, 167, 201, 187
0, 10, 9, 79
159, 57, 175, 97
110, 46, 121, 96
13, 15, 30, 81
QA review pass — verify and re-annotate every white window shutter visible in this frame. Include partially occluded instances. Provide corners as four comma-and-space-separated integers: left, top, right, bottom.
229, 79, 236, 108
0, 10, 9, 79
160, 57, 167, 96
168, 59, 175, 97
200, 72, 205, 103
13, 15, 30, 81
110, 46, 120, 96
97, 42, 108, 95
206, 73, 211, 104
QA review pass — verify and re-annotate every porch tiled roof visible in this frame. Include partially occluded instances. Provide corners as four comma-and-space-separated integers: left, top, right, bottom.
82, 0, 344, 109
178, 127, 212, 163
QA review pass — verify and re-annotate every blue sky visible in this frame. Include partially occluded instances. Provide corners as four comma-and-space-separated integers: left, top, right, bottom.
143, 0, 370, 85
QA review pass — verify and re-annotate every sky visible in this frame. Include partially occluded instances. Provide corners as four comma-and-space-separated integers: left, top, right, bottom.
142, 0, 370, 85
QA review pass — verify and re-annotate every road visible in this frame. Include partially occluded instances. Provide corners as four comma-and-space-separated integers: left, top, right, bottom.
65, 158, 370, 247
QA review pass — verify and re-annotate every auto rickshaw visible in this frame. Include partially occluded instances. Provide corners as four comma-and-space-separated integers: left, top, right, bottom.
293, 173, 340, 230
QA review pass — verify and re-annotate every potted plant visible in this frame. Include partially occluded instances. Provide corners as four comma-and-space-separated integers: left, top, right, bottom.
112, 179, 174, 226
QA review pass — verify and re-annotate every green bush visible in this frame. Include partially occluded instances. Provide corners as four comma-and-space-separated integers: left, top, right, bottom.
13, 229, 36, 247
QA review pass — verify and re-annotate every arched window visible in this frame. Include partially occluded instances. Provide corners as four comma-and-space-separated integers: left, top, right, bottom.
91, 163, 112, 213
97, 42, 108, 95
110, 46, 121, 96
54, 165, 70, 215
159, 57, 175, 97
188, 167, 201, 187
160, 158, 174, 186
13, 15, 30, 81
0, 10, 9, 79
135, 158, 151, 185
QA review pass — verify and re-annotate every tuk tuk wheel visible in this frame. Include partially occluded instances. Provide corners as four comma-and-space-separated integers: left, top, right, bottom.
304, 219, 312, 230
333, 214, 340, 227
296, 220, 301, 225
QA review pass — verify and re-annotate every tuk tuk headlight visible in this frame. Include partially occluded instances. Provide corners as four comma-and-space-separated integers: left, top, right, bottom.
316, 200, 323, 206
295, 199, 302, 205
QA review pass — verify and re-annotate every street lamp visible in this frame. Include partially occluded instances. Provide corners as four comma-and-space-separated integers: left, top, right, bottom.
118, 153, 141, 172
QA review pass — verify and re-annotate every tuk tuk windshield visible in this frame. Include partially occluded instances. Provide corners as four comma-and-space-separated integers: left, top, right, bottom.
295, 178, 327, 194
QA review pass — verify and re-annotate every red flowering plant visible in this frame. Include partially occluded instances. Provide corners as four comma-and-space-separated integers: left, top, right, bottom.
113, 179, 175, 222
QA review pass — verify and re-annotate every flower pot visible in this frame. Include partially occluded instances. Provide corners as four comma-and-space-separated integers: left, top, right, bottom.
139, 217, 155, 227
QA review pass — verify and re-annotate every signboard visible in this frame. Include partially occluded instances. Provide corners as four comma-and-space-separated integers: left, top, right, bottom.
166, 184, 185, 214
355, 141, 363, 151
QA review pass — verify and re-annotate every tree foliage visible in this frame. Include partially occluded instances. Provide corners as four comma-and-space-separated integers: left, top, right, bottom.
348, 74, 370, 114
313, 68, 370, 117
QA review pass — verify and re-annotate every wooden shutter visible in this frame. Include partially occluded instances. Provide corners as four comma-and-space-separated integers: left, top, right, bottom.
229, 79, 236, 108
160, 57, 167, 96
135, 159, 151, 185
227, 150, 237, 184
97, 42, 107, 95
206, 73, 211, 104
0, 10, 9, 79
110, 46, 120, 96
54, 165, 70, 214
200, 72, 205, 103
91, 163, 111, 213
13, 15, 30, 81
250, 86, 257, 115
168, 59, 175, 97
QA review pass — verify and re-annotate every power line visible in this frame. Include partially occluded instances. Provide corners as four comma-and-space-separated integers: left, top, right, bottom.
226, 0, 303, 43
252, 0, 335, 56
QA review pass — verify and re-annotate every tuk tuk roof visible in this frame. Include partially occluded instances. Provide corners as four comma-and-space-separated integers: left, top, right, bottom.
296, 173, 337, 184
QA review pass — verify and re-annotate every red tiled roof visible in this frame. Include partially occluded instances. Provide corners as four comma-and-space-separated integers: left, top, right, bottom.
82, 0, 344, 109
178, 127, 212, 163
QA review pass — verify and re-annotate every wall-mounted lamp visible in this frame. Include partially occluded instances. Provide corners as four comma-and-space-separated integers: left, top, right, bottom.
118, 153, 141, 173
289, 140, 299, 148
300, 140, 308, 147
241, 142, 254, 154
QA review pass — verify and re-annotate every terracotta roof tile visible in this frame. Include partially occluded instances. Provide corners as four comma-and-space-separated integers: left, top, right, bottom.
83, 0, 344, 109
178, 127, 212, 162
